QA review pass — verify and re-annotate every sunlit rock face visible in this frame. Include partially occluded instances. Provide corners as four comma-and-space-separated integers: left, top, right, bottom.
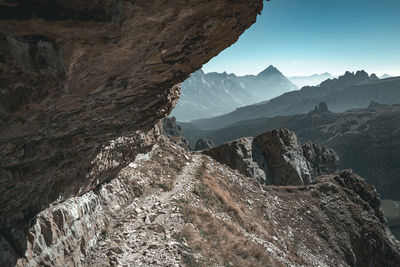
0, 0, 263, 230
203, 129, 339, 186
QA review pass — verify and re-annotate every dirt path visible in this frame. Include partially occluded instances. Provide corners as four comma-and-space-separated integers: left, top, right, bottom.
85, 153, 203, 267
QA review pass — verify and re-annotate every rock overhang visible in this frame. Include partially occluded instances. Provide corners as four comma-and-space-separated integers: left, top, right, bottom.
0, 0, 264, 227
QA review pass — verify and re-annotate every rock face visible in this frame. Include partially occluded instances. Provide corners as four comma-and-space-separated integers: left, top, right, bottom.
204, 129, 338, 186
309, 101, 329, 114
0, 0, 263, 231
158, 116, 190, 150
194, 138, 214, 151
9, 137, 397, 266
254, 129, 313, 185
203, 137, 270, 183
182, 103, 400, 201
302, 142, 339, 178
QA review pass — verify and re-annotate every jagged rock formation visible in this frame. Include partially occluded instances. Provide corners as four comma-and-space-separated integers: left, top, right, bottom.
203, 129, 338, 186
0, 1, 264, 265
11, 137, 398, 266
302, 142, 339, 178
0, 0, 263, 234
194, 138, 214, 151
309, 101, 329, 115
190, 71, 395, 130
182, 103, 400, 201
203, 137, 270, 183
158, 117, 190, 150
2, 1, 399, 266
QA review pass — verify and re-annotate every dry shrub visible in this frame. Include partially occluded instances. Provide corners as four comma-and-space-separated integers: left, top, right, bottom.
181, 205, 284, 267
195, 168, 243, 219
202, 173, 242, 218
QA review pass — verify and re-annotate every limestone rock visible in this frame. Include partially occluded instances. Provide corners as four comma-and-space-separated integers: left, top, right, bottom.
158, 116, 190, 150
0, 0, 263, 230
203, 137, 269, 183
302, 142, 339, 177
194, 138, 214, 151
2, 137, 399, 266
254, 129, 312, 185
204, 129, 338, 186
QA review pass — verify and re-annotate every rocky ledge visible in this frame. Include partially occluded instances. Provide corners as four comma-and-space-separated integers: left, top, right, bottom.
1, 1, 399, 266
203, 129, 339, 185
0, 0, 263, 230
2, 136, 398, 266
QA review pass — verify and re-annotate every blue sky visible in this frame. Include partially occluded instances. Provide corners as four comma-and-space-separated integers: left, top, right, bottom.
202, 0, 400, 76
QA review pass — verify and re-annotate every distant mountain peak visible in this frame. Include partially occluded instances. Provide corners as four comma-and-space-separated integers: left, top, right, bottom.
258, 65, 282, 76
380, 74, 392, 79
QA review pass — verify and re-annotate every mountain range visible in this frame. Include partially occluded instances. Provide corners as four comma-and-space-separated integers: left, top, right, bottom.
288, 72, 336, 88
179, 102, 400, 202
191, 71, 400, 130
171, 65, 298, 121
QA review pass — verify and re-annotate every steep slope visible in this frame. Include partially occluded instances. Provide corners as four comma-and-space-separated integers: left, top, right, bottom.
191, 71, 384, 129
29, 137, 400, 267
171, 65, 298, 121
0, 1, 264, 265
181, 103, 400, 201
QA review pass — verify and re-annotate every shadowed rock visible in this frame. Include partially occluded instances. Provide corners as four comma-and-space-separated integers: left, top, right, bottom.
0, 0, 263, 229
194, 138, 214, 151
309, 101, 329, 115
159, 116, 190, 150
0, 1, 263, 265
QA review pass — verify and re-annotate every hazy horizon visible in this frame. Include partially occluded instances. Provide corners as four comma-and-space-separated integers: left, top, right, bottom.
199, 67, 392, 78
202, 0, 400, 77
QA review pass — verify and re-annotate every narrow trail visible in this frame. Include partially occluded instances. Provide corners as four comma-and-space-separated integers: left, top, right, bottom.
86, 154, 203, 267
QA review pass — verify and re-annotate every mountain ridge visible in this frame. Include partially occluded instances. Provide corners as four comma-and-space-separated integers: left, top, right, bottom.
190, 71, 398, 130
171, 65, 298, 121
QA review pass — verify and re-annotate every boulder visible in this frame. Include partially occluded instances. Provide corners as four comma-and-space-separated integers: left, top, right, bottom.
204, 129, 338, 186
254, 129, 312, 185
203, 137, 270, 184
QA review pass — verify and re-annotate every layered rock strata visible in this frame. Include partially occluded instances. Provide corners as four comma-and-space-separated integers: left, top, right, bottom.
0, 0, 263, 230
5, 137, 398, 266
159, 116, 190, 150
203, 129, 339, 185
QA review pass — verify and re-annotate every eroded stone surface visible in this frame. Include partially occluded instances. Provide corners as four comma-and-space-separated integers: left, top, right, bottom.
2, 137, 399, 266
159, 116, 190, 150
204, 129, 339, 186
0, 0, 263, 229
